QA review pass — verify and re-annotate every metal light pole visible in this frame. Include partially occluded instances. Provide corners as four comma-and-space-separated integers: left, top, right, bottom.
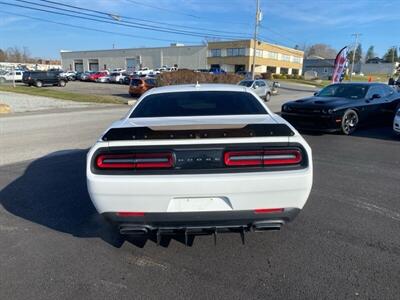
349, 33, 361, 82
12, 65, 15, 88
392, 46, 396, 63
251, 0, 260, 80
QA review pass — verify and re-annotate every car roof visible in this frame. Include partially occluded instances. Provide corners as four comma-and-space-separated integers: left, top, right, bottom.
144, 83, 248, 96
329, 82, 385, 86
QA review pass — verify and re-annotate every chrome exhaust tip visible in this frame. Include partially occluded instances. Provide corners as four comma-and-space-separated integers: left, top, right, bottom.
253, 220, 284, 231
119, 225, 149, 235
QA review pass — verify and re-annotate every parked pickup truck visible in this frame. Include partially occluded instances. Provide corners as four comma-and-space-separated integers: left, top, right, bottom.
135, 68, 153, 76
0, 70, 24, 83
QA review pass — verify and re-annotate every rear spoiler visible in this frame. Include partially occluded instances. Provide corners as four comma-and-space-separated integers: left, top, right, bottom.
102, 124, 294, 141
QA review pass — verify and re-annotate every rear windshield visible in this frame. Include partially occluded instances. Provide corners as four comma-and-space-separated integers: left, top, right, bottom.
144, 79, 156, 85
130, 91, 267, 118
238, 80, 253, 87
130, 79, 143, 86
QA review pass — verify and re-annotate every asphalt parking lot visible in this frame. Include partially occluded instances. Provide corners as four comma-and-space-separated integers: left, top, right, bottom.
45, 80, 131, 100
0, 85, 399, 299
25, 80, 316, 109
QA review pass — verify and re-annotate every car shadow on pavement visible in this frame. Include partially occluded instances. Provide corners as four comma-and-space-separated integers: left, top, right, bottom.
0, 149, 199, 248
299, 125, 398, 141
0, 150, 127, 248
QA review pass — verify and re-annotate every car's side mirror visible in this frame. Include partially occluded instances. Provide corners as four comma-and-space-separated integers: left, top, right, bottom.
371, 94, 381, 99
313, 91, 319, 96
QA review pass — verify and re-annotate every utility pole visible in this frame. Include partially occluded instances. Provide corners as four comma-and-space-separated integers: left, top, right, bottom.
392, 46, 396, 63
12, 65, 15, 88
251, 0, 260, 80
349, 33, 361, 81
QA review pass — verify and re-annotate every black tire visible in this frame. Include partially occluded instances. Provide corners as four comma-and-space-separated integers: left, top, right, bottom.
341, 109, 359, 135
265, 92, 271, 102
35, 80, 43, 88
59, 80, 66, 87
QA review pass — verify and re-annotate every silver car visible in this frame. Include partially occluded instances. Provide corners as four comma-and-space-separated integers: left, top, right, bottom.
238, 79, 272, 101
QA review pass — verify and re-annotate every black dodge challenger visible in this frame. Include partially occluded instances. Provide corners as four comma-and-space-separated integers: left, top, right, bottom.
281, 83, 400, 135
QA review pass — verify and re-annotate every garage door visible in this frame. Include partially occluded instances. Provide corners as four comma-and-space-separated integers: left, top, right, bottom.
88, 59, 99, 72
74, 60, 83, 72
126, 58, 140, 73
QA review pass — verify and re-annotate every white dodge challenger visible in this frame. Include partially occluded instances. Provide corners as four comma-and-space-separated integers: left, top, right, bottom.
87, 84, 313, 243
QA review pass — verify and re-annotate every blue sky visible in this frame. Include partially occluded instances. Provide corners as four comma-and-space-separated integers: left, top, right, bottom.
0, 0, 398, 59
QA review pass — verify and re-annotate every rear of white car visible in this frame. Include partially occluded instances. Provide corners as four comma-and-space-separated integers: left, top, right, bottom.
87, 84, 313, 240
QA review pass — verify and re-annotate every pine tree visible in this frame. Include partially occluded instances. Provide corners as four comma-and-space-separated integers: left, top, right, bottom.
347, 44, 362, 63
365, 46, 375, 62
383, 47, 398, 63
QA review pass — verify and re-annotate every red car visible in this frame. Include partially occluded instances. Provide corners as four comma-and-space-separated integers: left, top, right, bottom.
88, 71, 108, 82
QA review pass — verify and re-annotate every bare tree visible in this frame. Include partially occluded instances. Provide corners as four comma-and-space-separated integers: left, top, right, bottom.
0, 49, 7, 62
305, 44, 338, 59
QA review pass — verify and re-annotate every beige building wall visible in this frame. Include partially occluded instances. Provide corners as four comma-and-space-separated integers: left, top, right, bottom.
207, 39, 304, 75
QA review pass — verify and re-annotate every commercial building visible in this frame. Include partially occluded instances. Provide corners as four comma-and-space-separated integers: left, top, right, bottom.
303, 56, 399, 79
302, 56, 335, 80
60, 39, 304, 75
60, 44, 208, 73
207, 39, 304, 75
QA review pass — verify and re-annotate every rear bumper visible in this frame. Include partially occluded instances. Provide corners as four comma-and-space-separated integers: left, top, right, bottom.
281, 112, 341, 132
103, 208, 300, 233
87, 168, 312, 214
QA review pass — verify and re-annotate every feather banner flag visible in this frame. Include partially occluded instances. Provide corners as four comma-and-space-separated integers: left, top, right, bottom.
332, 46, 348, 83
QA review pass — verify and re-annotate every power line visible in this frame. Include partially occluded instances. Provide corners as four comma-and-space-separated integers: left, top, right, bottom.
0, 9, 197, 44
122, 0, 251, 25
4, 1, 249, 40
38, 0, 252, 36
259, 25, 301, 46
16, 0, 248, 39
124, 0, 203, 19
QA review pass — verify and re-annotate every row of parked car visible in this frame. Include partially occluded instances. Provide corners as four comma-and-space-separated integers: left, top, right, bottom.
60, 66, 179, 83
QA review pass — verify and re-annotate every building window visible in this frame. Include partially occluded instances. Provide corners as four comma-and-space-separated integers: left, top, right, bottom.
227, 48, 245, 56
210, 49, 221, 57
280, 54, 290, 61
281, 67, 289, 74
266, 51, 278, 59
292, 69, 299, 75
291, 56, 302, 63
255, 49, 263, 57
323, 68, 328, 73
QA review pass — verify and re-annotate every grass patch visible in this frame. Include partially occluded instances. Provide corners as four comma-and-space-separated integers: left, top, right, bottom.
279, 74, 390, 88
0, 85, 125, 104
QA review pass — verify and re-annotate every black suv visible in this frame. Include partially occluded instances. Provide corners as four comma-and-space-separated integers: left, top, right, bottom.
22, 71, 67, 88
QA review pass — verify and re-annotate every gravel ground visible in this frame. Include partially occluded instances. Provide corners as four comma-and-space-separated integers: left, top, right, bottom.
0, 91, 101, 113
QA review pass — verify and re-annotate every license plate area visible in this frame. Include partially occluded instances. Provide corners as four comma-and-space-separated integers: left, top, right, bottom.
167, 197, 232, 212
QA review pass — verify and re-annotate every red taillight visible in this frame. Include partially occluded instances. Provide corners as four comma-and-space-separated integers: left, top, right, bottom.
224, 149, 302, 167
254, 208, 284, 214
224, 150, 263, 166
116, 212, 145, 217
96, 152, 173, 169
263, 149, 302, 166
